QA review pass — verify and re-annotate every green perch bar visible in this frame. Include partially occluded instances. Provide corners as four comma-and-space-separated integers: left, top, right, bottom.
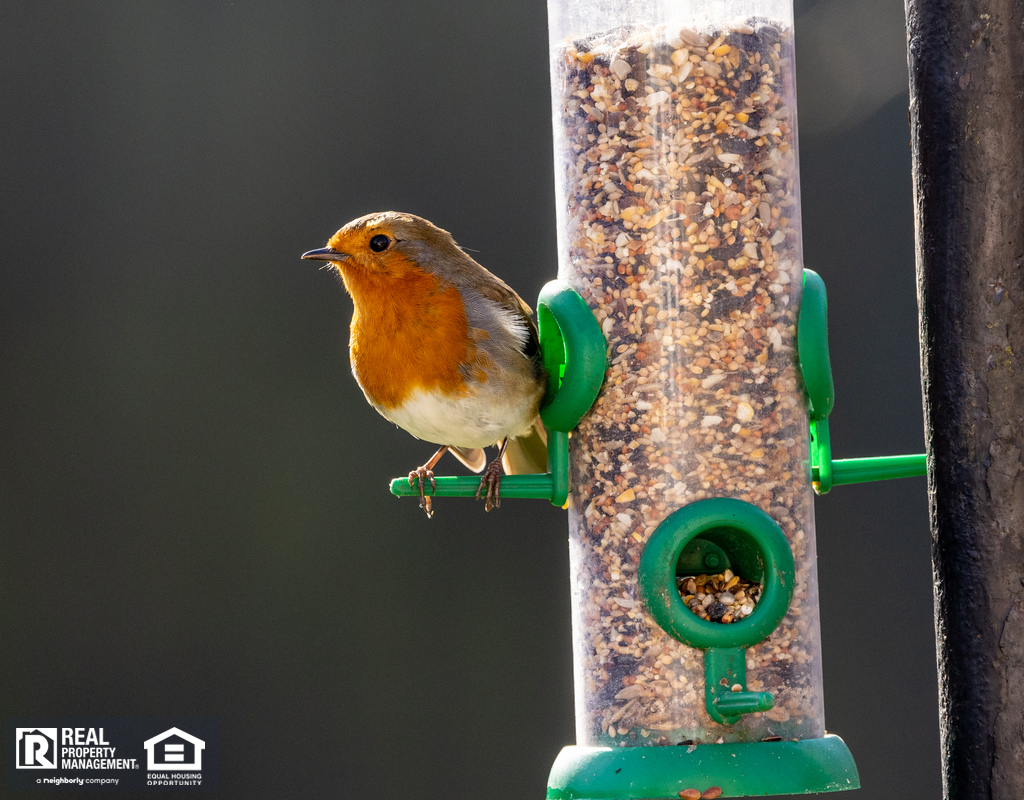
391, 428, 569, 504
391, 473, 556, 499
818, 453, 927, 486
390, 452, 928, 499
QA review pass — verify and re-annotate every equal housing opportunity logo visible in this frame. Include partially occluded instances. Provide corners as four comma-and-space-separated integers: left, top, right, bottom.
5, 718, 217, 791
145, 728, 205, 771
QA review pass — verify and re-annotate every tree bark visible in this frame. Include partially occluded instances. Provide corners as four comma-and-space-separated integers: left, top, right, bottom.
905, 0, 1024, 796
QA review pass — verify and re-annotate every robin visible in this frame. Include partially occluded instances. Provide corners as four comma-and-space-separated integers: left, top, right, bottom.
302, 211, 548, 517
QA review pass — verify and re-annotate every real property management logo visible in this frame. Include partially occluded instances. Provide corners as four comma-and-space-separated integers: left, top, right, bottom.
16, 728, 58, 769
6, 718, 217, 791
16, 726, 139, 772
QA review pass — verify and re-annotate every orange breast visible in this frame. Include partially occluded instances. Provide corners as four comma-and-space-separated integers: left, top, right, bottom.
340, 262, 474, 410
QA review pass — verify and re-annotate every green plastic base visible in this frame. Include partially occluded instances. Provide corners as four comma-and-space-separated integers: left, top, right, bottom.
547, 735, 859, 799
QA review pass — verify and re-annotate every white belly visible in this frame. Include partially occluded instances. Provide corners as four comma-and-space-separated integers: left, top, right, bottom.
378, 384, 540, 449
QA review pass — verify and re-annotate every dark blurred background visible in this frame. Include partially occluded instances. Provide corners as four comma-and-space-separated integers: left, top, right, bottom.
0, 1, 936, 798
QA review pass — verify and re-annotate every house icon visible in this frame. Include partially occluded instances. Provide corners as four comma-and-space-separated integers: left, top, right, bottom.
143, 727, 205, 771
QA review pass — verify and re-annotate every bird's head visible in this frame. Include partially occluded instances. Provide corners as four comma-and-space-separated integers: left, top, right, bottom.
302, 211, 461, 280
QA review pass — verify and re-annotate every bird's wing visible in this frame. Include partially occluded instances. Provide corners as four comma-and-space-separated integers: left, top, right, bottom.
468, 276, 534, 320
431, 245, 535, 326
431, 243, 545, 380
459, 283, 542, 372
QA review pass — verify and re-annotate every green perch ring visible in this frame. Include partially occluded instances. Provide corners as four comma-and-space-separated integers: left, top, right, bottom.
537, 280, 607, 432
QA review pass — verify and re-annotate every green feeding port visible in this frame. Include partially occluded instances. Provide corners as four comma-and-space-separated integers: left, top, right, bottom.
389, 280, 605, 507
638, 499, 795, 725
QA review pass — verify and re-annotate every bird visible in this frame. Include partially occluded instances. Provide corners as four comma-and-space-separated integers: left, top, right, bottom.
302, 211, 548, 517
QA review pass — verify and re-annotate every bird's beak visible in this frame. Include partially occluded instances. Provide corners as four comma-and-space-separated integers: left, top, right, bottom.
301, 247, 351, 262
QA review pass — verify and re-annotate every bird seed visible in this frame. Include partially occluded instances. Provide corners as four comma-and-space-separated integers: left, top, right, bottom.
678, 569, 761, 623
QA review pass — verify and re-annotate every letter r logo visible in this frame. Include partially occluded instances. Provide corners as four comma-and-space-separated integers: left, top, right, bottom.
15, 728, 57, 769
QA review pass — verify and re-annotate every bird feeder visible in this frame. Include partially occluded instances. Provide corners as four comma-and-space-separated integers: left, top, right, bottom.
545, 0, 845, 790
390, 0, 927, 795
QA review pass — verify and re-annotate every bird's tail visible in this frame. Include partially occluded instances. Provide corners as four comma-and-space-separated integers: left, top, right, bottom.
450, 446, 487, 473
448, 416, 548, 475
501, 416, 548, 475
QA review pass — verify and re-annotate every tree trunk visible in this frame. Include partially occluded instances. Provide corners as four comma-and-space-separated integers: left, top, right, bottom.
905, 0, 1024, 796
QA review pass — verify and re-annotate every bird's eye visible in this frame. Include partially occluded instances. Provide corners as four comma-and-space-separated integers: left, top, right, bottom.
369, 234, 390, 252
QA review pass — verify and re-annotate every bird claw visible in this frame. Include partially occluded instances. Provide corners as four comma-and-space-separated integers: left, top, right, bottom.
475, 460, 503, 512
409, 467, 437, 518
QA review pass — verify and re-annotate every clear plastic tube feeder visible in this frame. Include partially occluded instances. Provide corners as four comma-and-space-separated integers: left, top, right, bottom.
545, 0, 859, 796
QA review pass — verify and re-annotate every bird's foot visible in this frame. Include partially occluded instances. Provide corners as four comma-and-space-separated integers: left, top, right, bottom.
475, 457, 504, 512
408, 467, 437, 518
